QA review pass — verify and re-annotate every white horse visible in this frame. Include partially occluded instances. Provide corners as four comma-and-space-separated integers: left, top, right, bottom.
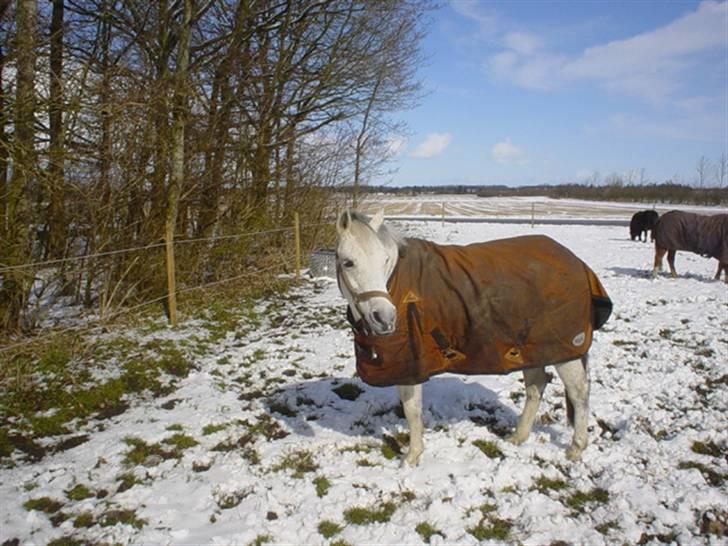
336, 209, 596, 465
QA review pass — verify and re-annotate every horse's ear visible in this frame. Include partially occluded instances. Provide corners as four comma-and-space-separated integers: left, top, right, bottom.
337, 210, 352, 234
370, 209, 385, 232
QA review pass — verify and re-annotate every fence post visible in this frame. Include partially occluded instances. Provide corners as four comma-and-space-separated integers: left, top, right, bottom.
441, 202, 445, 227
294, 212, 301, 282
165, 222, 178, 327
531, 203, 535, 228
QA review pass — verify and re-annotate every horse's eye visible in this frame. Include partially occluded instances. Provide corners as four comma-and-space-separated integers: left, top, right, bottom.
342, 259, 354, 269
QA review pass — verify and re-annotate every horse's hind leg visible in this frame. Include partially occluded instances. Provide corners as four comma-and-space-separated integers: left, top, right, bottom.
715, 262, 727, 283
667, 249, 678, 278
397, 384, 424, 467
507, 367, 549, 446
652, 248, 664, 275
555, 358, 589, 461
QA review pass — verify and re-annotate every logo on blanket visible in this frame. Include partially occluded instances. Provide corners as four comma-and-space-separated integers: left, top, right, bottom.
572, 332, 586, 346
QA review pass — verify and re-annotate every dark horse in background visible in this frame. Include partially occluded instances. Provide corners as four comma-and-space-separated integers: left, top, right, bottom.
630, 210, 659, 241
652, 210, 728, 283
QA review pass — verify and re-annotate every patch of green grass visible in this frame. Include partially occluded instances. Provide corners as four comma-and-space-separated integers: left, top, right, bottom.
343, 501, 397, 525
340, 441, 377, 454
332, 383, 363, 401
49, 511, 71, 527
123, 437, 178, 466
23, 497, 64, 514
246, 414, 289, 441
532, 475, 569, 494
472, 439, 504, 459
313, 475, 331, 498
415, 521, 444, 543
65, 484, 93, 501
202, 423, 227, 435
116, 472, 141, 493
691, 440, 722, 458
400, 490, 416, 503
217, 490, 247, 510
99, 509, 146, 529
564, 488, 610, 512
356, 458, 376, 467
467, 517, 512, 541
330, 540, 352, 546
158, 349, 193, 378
73, 512, 95, 528
381, 434, 403, 460
273, 449, 318, 478
595, 520, 621, 535
318, 519, 342, 538
166, 423, 184, 432
248, 534, 272, 546
163, 433, 198, 450
678, 461, 725, 486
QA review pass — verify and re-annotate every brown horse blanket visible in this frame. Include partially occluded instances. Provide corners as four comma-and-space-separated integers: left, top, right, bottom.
654, 211, 728, 262
348, 235, 612, 387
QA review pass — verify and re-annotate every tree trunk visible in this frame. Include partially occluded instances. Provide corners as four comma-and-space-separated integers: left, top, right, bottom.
47, 0, 65, 259
0, 41, 7, 235
1, 0, 37, 331
165, 0, 192, 326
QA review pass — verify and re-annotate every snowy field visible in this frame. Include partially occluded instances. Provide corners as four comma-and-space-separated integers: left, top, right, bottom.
356, 194, 724, 220
1, 200, 727, 545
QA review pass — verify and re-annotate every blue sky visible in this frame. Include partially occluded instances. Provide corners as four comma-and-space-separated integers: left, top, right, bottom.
387, 0, 727, 187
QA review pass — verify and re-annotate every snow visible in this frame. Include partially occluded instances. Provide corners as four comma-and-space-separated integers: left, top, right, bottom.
1, 198, 727, 545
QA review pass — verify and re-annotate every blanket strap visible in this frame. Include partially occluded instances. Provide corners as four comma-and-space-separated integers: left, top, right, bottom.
430, 327, 467, 363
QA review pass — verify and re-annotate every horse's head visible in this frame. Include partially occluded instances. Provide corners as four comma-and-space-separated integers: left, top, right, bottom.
336, 209, 400, 336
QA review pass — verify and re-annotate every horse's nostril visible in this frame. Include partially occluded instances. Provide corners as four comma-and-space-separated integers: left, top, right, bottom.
372, 311, 383, 325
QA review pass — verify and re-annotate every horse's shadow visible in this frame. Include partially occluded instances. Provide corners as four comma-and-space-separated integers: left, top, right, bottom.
607, 266, 719, 284
265, 376, 520, 444
606, 266, 652, 279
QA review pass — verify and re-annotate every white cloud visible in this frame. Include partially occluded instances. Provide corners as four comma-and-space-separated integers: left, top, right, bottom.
491, 138, 526, 164
503, 31, 542, 55
484, 0, 727, 102
410, 132, 452, 159
449, 0, 499, 33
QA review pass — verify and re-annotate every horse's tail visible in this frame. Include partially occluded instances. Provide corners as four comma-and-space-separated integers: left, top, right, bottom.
566, 354, 589, 427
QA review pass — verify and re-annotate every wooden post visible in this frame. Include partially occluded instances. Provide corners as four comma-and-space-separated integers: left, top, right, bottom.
165, 222, 178, 326
294, 212, 301, 281
441, 202, 445, 227
531, 203, 535, 228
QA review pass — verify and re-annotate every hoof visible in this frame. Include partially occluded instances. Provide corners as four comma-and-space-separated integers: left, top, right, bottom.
566, 445, 584, 461
506, 433, 526, 446
401, 450, 422, 468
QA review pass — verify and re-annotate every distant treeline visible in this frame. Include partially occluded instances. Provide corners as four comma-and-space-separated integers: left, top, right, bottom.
348, 183, 728, 206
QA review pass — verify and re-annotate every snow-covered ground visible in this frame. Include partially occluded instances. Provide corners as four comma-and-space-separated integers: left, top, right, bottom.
1, 201, 727, 545
357, 195, 725, 220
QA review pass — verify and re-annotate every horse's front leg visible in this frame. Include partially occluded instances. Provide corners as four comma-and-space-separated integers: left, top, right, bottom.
507, 367, 549, 445
397, 384, 424, 467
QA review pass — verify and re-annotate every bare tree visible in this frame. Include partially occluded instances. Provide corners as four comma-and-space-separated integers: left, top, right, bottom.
695, 155, 710, 188
716, 152, 727, 189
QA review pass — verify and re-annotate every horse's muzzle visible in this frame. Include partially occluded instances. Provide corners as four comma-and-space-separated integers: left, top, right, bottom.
366, 307, 396, 336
